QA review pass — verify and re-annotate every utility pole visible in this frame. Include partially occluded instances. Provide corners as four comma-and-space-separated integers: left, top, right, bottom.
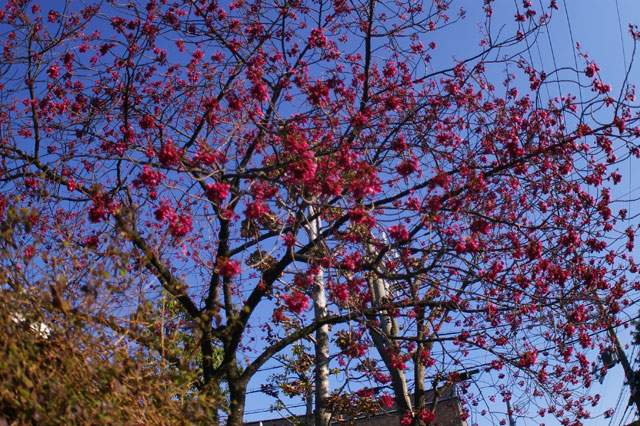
594, 296, 640, 416
606, 323, 640, 414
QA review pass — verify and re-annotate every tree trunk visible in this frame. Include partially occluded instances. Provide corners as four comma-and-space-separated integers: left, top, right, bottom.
200, 381, 221, 426
366, 243, 412, 414
225, 363, 248, 426
369, 327, 413, 413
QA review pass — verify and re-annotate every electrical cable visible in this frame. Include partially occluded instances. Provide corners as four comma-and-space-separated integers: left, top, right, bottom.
614, 0, 628, 71
244, 403, 306, 415
614, 0, 634, 226
538, 0, 562, 100
561, 0, 583, 105
609, 384, 628, 426
618, 403, 632, 426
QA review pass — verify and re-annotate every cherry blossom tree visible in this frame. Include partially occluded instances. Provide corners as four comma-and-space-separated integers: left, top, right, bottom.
1, 0, 639, 425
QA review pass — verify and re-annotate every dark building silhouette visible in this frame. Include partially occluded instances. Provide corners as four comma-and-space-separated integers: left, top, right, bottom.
245, 386, 466, 426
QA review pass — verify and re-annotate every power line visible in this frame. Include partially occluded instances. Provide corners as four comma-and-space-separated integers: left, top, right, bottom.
561, 0, 583, 105
246, 313, 640, 417
615, 0, 633, 227
244, 402, 306, 416
539, 0, 562, 100
619, 404, 633, 426
614, 0, 628, 71
607, 370, 626, 426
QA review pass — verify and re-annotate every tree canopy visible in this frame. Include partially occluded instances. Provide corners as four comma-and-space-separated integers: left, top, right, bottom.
1, 0, 639, 425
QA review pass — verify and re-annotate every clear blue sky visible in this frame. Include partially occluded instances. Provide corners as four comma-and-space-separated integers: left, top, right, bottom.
502, 4, 640, 426
244, 1, 640, 425
2, 0, 638, 424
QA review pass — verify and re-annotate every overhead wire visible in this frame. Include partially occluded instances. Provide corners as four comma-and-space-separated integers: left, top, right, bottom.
244, 403, 306, 416
538, 0, 562, 101
560, 0, 583, 105
619, 404, 632, 426
609, 381, 629, 426
250, 7, 640, 420
614, 0, 634, 225
246, 311, 640, 417
615, 0, 628, 72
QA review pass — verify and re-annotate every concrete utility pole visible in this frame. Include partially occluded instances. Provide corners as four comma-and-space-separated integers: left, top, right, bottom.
594, 295, 640, 418
606, 324, 640, 415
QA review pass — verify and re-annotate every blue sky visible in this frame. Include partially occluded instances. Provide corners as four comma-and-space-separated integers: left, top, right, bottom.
502, 3, 640, 424
3, 0, 637, 424
243, 1, 640, 425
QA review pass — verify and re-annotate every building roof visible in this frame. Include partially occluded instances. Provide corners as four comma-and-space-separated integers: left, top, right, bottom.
245, 386, 466, 426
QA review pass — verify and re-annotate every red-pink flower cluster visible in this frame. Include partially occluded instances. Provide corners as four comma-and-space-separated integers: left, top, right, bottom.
282, 291, 309, 314
205, 182, 230, 204
218, 258, 242, 278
